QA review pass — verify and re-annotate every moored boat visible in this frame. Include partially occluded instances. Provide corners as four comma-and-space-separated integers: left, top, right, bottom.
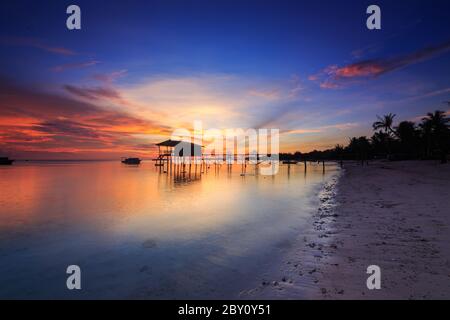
121, 157, 141, 165
0, 157, 14, 165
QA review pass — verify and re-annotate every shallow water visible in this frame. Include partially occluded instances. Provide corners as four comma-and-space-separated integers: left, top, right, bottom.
0, 160, 339, 299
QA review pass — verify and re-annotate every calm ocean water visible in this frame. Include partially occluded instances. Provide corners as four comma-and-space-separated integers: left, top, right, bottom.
0, 160, 339, 299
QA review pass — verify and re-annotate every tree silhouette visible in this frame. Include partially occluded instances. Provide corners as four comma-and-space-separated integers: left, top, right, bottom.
396, 121, 419, 157
421, 110, 450, 163
373, 113, 397, 159
373, 113, 397, 136
280, 109, 449, 164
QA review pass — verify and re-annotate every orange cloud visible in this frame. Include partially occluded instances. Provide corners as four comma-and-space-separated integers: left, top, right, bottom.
247, 88, 280, 100
0, 78, 172, 159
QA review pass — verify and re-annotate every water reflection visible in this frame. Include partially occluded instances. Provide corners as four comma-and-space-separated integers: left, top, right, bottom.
0, 160, 339, 299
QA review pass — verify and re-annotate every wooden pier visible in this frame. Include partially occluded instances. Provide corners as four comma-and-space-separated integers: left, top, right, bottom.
153, 139, 330, 182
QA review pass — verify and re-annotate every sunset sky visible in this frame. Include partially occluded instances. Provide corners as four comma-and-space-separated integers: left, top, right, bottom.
1, 0, 450, 159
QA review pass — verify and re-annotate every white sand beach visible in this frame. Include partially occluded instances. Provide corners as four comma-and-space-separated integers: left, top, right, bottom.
245, 161, 450, 300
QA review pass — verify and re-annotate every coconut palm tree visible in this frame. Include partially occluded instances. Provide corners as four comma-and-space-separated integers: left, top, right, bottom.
396, 121, 418, 157
371, 131, 390, 155
421, 110, 450, 163
419, 119, 433, 158
422, 110, 449, 130
372, 113, 398, 159
373, 113, 397, 136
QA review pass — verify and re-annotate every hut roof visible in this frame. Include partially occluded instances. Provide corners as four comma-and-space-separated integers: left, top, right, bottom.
156, 139, 182, 147
156, 139, 203, 148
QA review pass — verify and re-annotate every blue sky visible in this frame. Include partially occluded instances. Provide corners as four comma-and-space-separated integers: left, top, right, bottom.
0, 0, 449, 158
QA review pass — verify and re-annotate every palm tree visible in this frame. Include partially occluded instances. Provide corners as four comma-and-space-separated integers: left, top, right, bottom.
421, 110, 450, 163
373, 113, 397, 136
422, 110, 449, 129
396, 121, 418, 157
372, 113, 398, 159
419, 119, 433, 158
371, 131, 390, 155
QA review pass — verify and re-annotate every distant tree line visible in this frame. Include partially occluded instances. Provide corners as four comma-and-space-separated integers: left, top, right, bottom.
280, 109, 450, 164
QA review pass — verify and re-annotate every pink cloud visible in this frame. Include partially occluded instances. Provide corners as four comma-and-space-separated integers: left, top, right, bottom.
285, 123, 360, 135
1, 36, 77, 56
312, 40, 450, 89
93, 70, 128, 83
64, 84, 123, 101
51, 60, 100, 72
248, 88, 280, 100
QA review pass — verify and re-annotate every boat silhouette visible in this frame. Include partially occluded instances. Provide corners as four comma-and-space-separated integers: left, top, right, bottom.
0, 157, 14, 165
121, 157, 141, 165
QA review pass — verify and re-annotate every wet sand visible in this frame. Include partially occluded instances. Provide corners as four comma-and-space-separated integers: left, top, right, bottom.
244, 161, 450, 299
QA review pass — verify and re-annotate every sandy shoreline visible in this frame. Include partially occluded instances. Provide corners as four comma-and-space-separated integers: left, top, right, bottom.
244, 161, 450, 299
